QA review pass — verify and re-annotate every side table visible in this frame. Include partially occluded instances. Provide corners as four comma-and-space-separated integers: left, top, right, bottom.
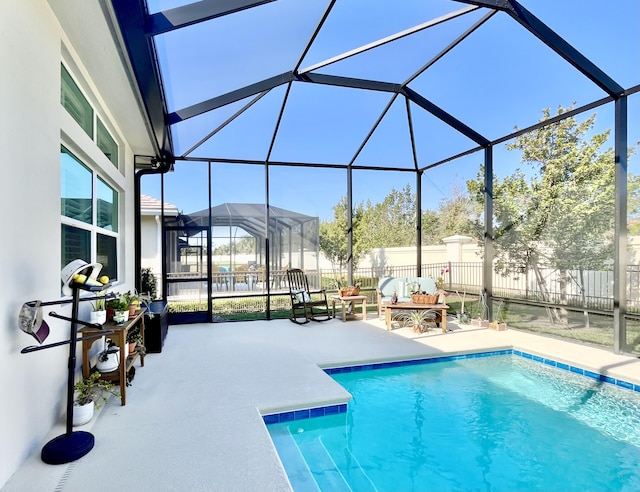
331, 295, 367, 322
80, 308, 145, 405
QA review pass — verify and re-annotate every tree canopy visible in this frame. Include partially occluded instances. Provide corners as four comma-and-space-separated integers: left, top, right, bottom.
319, 183, 479, 269
469, 106, 639, 276
318, 106, 638, 290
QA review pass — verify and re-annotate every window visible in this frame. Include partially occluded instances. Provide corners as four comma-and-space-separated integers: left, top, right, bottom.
60, 64, 93, 138
97, 117, 118, 167
61, 149, 92, 223
61, 146, 119, 287
61, 224, 90, 269
97, 234, 117, 280
97, 176, 118, 231
61, 64, 119, 167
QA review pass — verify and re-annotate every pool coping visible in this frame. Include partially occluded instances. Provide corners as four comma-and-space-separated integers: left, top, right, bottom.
262, 347, 640, 425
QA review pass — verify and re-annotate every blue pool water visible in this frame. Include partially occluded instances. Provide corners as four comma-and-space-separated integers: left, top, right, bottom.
268, 355, 640, 491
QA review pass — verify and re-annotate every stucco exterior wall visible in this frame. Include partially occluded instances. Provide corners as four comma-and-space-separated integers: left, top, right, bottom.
358, 237, 481, 269
141, 215, 162, 273
0, 1, 150, 486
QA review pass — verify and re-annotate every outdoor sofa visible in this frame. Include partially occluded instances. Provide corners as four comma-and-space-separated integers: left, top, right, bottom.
377, 276, 437, 318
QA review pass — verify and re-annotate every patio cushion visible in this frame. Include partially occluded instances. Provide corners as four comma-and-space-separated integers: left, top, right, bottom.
378, 276, 437, 303
292, 289, 311, 303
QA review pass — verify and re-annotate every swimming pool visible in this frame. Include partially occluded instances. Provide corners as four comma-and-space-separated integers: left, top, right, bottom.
267, 354, 640, 491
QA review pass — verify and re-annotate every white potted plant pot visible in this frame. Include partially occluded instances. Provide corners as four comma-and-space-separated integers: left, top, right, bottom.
90, 310, 107, 325
96, 350, 119, 372
113, 311, 129, 325
72, 400, 95, 427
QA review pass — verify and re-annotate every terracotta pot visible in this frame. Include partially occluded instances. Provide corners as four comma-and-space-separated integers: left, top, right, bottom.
128, 304, 137, 316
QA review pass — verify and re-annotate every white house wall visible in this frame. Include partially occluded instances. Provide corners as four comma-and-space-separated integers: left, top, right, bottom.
0, 1, 152, 487
141, 215, 161, 272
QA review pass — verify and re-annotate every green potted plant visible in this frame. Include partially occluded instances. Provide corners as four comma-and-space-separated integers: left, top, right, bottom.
140, 267, 158, 300
126, 326, 146, 357
90, 292, 107, 325
108, 295, 130, 325
124, 291, 140, 316
455, 290, 470, 324
72, 371, 119, 426
470, 292, 489, 328
396, 310, 437, 334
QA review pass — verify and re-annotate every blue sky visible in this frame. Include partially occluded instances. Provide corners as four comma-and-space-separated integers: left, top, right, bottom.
142, 0, 640, 221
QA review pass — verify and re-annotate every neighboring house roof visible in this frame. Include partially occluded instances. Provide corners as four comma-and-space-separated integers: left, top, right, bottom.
140, 194, 179, 216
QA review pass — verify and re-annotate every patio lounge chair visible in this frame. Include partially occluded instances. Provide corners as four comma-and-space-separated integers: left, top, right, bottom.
286, 269, 332, 324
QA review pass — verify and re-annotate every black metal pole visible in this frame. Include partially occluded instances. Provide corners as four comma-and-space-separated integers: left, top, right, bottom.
64, 286, 81, 434
40, 284, 95, 464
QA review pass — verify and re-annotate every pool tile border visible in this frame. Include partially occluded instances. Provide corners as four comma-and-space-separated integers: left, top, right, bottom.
512, 349, 640, 391
263, 349, 640, 425
262, 403, 348, 425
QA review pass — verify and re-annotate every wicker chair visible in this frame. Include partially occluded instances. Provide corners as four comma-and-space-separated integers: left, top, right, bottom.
286, 269, 332, 324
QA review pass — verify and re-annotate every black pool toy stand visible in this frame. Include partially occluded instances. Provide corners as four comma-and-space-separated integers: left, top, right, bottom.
21, 282, 113, 465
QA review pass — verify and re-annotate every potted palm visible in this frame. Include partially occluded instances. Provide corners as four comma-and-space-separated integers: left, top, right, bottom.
72, 372, 118, 426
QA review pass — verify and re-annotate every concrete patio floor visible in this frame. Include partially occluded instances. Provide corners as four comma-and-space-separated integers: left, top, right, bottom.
4, 315, 640, 491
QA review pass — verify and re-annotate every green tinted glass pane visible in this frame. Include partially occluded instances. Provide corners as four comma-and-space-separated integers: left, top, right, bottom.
97, 177, 118, 231
61, 224, 90, 273
97, 118, 118, 167
61, 146, 92, 224
60, 64, 93, 138
97, 234, 117, 281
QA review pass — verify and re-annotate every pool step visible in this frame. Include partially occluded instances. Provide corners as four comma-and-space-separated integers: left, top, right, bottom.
269, 426, 321, 492
270, 426, 378, 491
337, 446, 379, 492
298, 437, 378, 492
297, 437, 352, 492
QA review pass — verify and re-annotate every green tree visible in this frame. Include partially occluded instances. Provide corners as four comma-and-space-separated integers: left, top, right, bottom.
319, 197, 365, 270
468, 105, 639, 325
320, 184, 481, 271
359, 185, 416, 248
424, 183, 480, 243
212, 243, 230, 256
234, 236, 255, 254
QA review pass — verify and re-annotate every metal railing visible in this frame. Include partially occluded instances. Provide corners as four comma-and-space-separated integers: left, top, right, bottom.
160, 261, 640, 314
